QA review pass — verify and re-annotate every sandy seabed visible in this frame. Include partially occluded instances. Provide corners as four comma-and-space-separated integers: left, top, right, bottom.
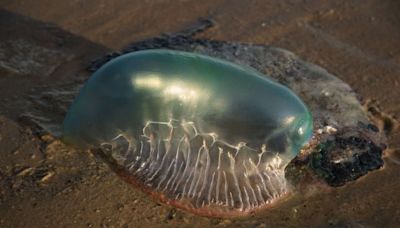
0, 1, 400, 227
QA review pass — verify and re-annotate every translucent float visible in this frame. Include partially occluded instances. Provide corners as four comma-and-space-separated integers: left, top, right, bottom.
63, 49, 313, 216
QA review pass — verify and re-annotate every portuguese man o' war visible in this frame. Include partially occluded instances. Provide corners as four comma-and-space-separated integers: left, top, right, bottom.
63, 49, 313, 216
31, 19, 383, 218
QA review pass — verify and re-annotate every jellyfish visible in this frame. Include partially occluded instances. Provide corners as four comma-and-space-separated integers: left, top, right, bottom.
63, 49, 313, 217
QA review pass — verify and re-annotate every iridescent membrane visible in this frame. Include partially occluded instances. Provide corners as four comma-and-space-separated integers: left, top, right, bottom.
63, 49, 313, 216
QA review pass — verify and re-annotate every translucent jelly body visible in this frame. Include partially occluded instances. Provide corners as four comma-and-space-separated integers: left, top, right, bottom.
63, 49, 313, 216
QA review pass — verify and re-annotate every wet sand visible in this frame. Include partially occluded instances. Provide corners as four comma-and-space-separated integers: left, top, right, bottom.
0, 1, 400, 227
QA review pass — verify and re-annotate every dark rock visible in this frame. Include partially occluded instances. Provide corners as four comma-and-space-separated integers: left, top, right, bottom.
309, 127, 384, 186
